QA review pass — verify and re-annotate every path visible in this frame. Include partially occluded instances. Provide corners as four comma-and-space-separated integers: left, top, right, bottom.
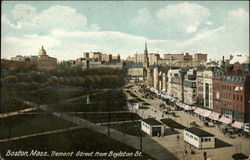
0, 125, 84, 143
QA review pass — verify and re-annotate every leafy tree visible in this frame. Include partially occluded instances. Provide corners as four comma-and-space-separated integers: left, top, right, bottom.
3, 75, 18, 83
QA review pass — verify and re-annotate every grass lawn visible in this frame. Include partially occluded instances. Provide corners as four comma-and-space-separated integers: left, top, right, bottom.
72, 112, 142, 123
52, 89, 128, 112
0, 128, 155, 160
52, 102, 127, 112
0, 113, 75, 139
2, 86, 97, 105
0, 99, 31, 113
106, 121, 147, 137
160, 118, 187, 129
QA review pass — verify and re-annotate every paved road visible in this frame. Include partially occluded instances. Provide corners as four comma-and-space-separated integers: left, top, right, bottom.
129, 85, 250, 160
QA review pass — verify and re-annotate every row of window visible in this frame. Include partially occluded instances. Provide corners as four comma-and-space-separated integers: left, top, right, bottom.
222, 85, 243, 92
186, 132, 212, 142
221, 93, 243, 102
185, 132, 198, 141
142, 123, 150, 129
201, 137, 212, 142
223, 102, 243, 110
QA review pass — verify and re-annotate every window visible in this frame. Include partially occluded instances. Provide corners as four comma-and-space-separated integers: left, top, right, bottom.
237, 95, 239, 101
240, 96, 243, 101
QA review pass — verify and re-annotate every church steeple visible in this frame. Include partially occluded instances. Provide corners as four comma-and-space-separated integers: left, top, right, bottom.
143, 42, 149, 68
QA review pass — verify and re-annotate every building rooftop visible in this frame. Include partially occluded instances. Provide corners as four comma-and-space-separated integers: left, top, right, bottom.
185, 127, 214, 137
127, 99, 138, 103
141, 118, 163, 126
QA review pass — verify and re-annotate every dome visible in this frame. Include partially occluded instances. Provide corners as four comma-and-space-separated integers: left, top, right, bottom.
39, 46, 46, 56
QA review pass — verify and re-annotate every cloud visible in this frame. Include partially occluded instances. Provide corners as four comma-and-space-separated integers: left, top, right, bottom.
2, 35, 61, 58
1, 3, 248, 61
229, 8, 249, 21
12, 4, 37, 21
131, 8, 151, 26
156, 3, 211, 33
186, 26, 197, 33
206, 21, 213, 25
3, 4, 99, 33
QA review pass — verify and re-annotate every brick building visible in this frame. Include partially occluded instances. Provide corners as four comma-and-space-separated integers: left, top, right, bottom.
213, 73, 250, 123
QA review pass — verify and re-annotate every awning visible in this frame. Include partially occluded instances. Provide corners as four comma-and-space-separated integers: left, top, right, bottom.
183, 104, 193, 111
194, 107, 212, 117
218, 115, 232, 125
191, 106, 197, 110
231, 121, 244, 129
176, 102, 193, 110
209, 112, 221, 121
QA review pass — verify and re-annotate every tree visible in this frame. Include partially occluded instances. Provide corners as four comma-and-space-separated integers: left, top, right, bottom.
3, 75, 18, 83
48, 76, 58, 85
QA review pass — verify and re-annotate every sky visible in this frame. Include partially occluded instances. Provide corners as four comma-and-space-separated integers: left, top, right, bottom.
1, 1, 249, 61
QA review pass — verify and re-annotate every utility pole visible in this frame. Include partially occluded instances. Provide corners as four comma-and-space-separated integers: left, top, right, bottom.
137, 127, 142, 151
108, 111, 110, 136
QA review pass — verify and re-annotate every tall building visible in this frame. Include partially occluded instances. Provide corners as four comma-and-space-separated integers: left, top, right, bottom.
149, 53, 160, 66
196, 70, 204, 107
203, 70, 213, 109
194, 53, 207, 62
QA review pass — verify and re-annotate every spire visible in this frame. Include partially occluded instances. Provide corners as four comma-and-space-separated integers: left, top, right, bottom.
143, 42, 149, 68
42, 45, 44, 49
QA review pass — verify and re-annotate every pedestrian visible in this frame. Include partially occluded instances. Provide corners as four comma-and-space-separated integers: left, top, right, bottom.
203, 151, 207, 160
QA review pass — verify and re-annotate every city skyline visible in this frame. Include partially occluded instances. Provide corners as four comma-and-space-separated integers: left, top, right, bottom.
2, 1, 249, 61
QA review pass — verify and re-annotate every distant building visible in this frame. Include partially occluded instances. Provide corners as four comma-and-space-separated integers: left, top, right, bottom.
164, 53, 184, 61
37, 46, 57, 70
11, 55, 38, 62
127, 67, 145, 81
193, 53, 207, 62
148, 53, 160, 66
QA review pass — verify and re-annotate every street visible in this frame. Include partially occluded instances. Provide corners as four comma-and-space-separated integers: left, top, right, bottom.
128, 84, 250, 160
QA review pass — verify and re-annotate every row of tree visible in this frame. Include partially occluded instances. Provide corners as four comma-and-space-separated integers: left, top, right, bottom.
1, 63, 125, 89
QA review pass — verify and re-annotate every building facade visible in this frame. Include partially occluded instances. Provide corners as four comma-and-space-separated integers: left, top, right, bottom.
213, 74, 250, 123
203, 70, 213, 110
